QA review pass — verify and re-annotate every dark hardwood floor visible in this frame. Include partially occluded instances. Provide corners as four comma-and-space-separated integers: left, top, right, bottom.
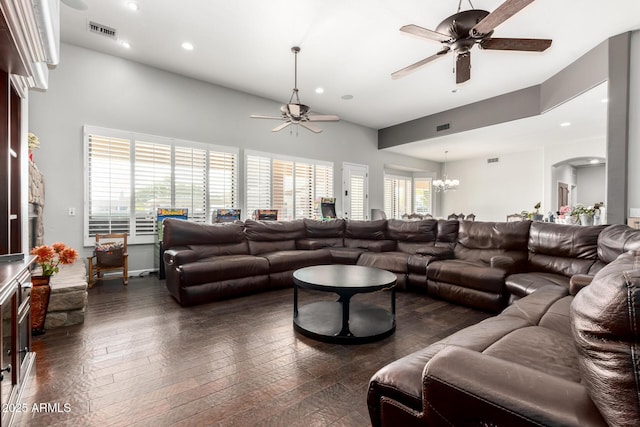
16, 275, 490, 427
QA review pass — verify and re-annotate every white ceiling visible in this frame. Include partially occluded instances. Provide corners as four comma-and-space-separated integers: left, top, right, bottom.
59, 0, 639, 160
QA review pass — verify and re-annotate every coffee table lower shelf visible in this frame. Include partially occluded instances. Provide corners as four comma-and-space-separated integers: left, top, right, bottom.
293, 300, 395, 344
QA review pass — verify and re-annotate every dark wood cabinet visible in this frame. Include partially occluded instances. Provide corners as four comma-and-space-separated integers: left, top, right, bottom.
0, 256, 36, 427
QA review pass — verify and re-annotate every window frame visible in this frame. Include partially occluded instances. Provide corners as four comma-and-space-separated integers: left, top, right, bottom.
244, 150, 334, 221
84, 125, 239, 246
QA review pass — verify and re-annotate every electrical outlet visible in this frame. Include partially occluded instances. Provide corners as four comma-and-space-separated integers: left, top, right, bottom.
68, 207, 76, 216
630, 208, 640, 217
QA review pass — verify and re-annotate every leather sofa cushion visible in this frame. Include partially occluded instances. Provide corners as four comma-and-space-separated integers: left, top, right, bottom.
179, 255, 270, 286
344, 238, 395, 252
248, 239, 296, 255
262, 249, 332, 273
243, 219, 306, 241
188, 242, 248, 257
328, 247, 364, 264
346, 219, 387, 239
427, 259, 507, 293
303, 218, 345, 237
296, 237, 343, 250
163, 219, 246, 248
483, 325, 581, 382
596, 223, 640, 263
506, 272, 571, 298
528, 222, 604, 259
571, 251, 640, 427
458, 220, 531, 251
437, 220, 459, 243
357, 251, 410, 273
387, 219, 437, 242
396, 241, 436, 255
528, 253, 596, 278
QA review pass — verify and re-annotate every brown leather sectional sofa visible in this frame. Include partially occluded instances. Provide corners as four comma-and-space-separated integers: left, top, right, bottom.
162, 217, 640, 425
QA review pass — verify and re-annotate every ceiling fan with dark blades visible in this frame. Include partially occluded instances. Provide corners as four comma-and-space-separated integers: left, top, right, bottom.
392, 0, 552, 84
251, 47, 340, 134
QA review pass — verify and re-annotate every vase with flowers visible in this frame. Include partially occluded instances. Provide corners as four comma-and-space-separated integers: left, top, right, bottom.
30, 242, 78, 335
571, 204, 596, 226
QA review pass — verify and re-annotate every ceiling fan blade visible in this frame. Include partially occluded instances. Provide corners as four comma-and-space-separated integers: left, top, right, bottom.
481, 38, 552, 52
472, 0, 535, 36
300, 122, 322, 134
308, 115, 340, 122
391, 48, 450, 79
456, 53, 471, 84
288, 104, 301, 117
400, 24, 451, 43
250, 114, 284, 120
272, 122, 292, 132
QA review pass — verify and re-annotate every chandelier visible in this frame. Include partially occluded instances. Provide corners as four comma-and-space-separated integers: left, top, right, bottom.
433, 151, 460, 192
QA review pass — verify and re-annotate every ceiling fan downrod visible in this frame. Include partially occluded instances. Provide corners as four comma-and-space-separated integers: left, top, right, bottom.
289, 46, 301, 105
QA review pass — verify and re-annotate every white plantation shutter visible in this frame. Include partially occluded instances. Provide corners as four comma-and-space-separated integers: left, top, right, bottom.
414, 178, 432, 215
384, 175, 412, 219
245, 154, 272, 214
273, 159, 294, 220
85, 126, 238, 245
134, 141, 171, 236
174, 146, 208, 223
245, 151, 334, 220
350, 174, 365, 220
209, 150, 238, 210
315, 164, 333, 199
295, 162, 314, 219
87, 134, 131, 236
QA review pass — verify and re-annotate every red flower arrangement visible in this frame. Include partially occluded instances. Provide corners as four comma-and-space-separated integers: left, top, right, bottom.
30, 242, 79, 276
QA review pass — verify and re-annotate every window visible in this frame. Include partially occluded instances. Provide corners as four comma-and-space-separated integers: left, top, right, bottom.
245, 150, 333, 220
384, 175, 412, 219
85, 126, 238, 245
414, 177, 432, 215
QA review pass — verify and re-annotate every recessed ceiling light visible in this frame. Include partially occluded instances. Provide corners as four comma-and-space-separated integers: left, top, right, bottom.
315, 87, 325, 94
560, 122, 571, 127
601, 98, 609, 103
181, 42, 194, 51
127, 2, 139, 11
341, 94, 354, 100
120, 41, 131, 49
590, 159, 600, 164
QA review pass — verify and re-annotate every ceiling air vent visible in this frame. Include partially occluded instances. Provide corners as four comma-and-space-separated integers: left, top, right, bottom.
89, 21, 117, 39
487, 157, 499, 164
436, 123, 450, 132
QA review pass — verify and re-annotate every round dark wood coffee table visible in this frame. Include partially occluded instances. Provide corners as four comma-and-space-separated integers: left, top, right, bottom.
293, 265, 397, 344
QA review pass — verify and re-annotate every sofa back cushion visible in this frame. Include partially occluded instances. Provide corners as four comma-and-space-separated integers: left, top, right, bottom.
596, 224, 640, 263
387, 219, 437, 241
528, 222, 604, 276
243, 219, 306, 255
454, 220, 531, 265
304, 218, 345, 237
571, 251, 640, 426
162, 219, 248, 256
345, 219, 387, 239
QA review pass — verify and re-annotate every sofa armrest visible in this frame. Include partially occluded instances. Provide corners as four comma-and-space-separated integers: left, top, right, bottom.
415, 246, 453, 258
163, 248, 198, 266
421, 346, 606, 427
490, 255, 515, 273
366, 240, 396, 253
569, 274, 594, 295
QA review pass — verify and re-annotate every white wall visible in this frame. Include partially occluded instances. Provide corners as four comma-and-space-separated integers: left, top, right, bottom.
544, 138, 606, 214
441, 149, 544, 221
28, 43, 438, 271
629, 31, 640, 215
576, 165, 606, 207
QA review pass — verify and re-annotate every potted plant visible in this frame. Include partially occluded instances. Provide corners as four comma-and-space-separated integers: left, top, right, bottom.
571, 204, 596, 226
30, 242, 78, 335
531, 202, 543, 221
